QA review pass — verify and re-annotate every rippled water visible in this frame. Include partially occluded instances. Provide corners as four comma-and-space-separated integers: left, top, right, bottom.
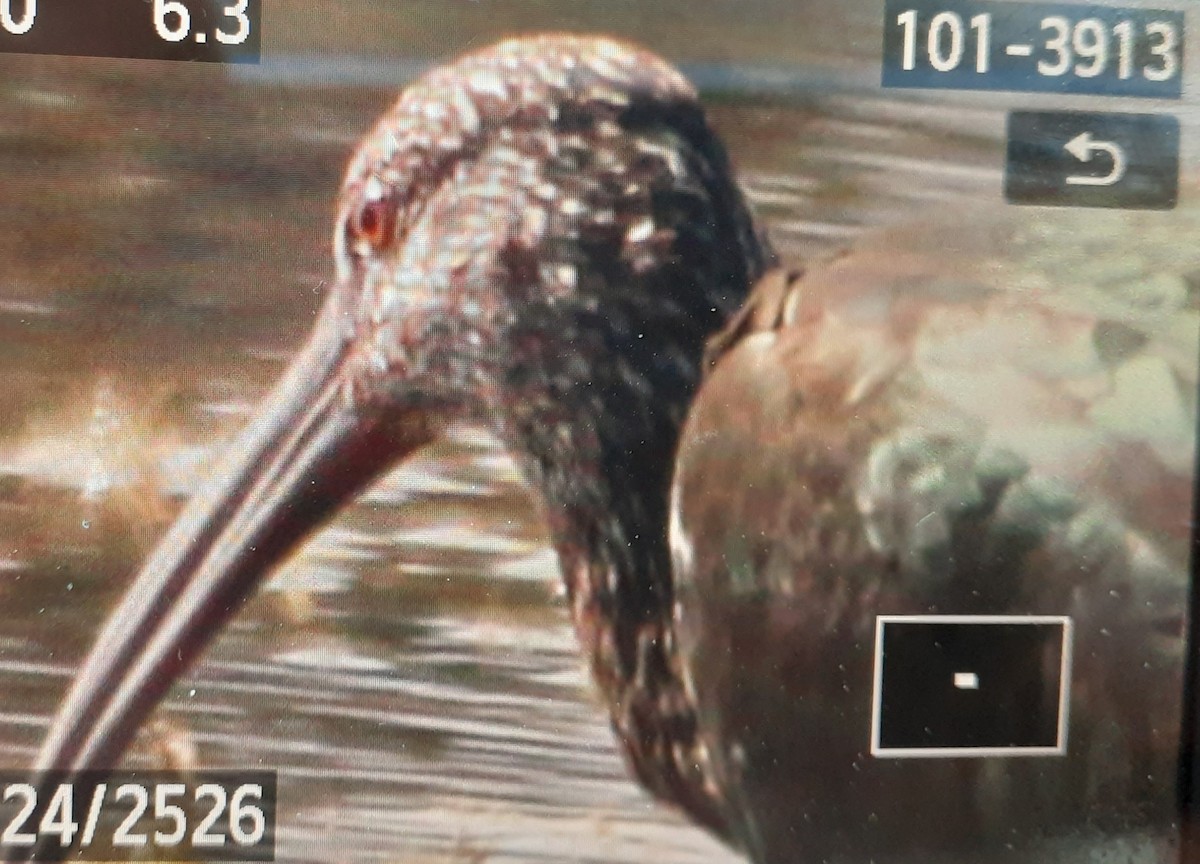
0, 4, 1197, 862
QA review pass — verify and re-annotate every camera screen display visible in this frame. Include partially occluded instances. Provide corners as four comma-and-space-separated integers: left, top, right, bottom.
0, 1, 1193, 862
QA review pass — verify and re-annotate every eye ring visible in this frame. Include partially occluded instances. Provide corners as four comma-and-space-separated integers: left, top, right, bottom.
349, 196, 397, 250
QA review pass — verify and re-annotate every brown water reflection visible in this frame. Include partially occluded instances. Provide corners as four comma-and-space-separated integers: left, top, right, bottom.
0, 6, 1197, 862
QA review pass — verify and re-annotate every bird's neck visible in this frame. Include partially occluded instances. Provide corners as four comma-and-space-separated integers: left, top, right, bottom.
500, 361, 731, 836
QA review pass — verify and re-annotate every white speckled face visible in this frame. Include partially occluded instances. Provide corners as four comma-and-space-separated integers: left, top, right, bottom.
334, 34, 694, 278
320, 33, 760, 419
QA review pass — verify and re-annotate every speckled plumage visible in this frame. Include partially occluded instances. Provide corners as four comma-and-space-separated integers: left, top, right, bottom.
334, 35, 772, 832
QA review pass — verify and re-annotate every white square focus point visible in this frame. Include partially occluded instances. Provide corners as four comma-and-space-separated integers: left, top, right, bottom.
953, 671, 980, 690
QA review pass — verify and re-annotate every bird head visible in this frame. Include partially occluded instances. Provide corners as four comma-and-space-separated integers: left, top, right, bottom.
327, 35, 765, 450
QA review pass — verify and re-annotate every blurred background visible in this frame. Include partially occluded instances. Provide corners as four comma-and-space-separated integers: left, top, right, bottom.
0, 1, 1196, 861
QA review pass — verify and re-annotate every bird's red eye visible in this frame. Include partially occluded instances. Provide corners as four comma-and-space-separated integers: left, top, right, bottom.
350, 197, 396, 249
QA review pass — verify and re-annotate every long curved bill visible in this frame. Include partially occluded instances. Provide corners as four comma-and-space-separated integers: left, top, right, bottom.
34, 299, 433, 774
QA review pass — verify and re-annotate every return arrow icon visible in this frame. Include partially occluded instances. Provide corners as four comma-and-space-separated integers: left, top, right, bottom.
1064, 131, 1126, 187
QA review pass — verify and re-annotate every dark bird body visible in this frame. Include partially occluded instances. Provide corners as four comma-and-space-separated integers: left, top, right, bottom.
32, 35, 1192, 864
